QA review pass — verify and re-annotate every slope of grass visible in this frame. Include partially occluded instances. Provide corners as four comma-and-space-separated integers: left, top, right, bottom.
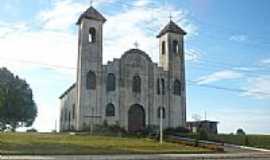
209, 134, 270, 149
0, 133, 213, 155
173, 132, 270, 150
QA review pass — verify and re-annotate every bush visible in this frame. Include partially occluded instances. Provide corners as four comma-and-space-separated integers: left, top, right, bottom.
198, 129, 208, 140
26, 128, 37, 132
93, 122, 126, 136
141, 125, 159, 137
165, 127, 190, 135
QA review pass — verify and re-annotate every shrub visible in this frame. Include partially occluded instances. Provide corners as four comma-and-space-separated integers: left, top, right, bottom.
165, 127, 190, 135
198, 129, 208, 140
141, 125, 159, 137
26, 128, 37, 132
93, 122, 126, 136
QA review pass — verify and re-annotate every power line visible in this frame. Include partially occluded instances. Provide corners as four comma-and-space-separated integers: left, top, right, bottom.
196, 30, 270, 47
0, 2, 269, 97
0, 55, 267, 81
189, 61, 270, 76
1, 51, 270, 79
187, 80, 270, 96
0, 57, 76, 70
189, 14, 270, 42
1, 56, 270, 96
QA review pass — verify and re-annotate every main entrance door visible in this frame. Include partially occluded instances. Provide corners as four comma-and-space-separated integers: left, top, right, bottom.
128, 104, 145, 132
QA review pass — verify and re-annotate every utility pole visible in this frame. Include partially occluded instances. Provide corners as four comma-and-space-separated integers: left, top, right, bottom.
55, 119, 57, 132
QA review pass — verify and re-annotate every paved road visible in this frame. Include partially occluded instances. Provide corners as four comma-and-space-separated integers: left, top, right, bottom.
2, 153, 270, 160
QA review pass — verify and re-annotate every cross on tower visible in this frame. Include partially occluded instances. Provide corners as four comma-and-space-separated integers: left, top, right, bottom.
169, 12, 173, 21
90, 0, 94, 6
134, 41, 139, 49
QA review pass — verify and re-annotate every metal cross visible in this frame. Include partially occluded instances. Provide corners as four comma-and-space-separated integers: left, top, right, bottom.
134, 41, 139, 49
169, 12, 173, 21
90, 0, 94, 6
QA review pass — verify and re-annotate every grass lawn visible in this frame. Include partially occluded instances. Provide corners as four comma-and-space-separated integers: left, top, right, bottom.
0, 133, 213, 155
209, 134, 270, 149
174, 132, 270, 150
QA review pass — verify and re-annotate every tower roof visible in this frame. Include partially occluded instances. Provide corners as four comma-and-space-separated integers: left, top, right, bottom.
157, 20, 186, 38
76, 6, 106, 25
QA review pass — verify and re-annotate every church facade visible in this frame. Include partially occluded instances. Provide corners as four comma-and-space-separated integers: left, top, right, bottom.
59, 6, 187, 132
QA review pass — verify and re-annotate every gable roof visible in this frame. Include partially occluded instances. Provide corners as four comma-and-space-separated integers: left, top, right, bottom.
59, 83, 76, 99
157, 20, 186, 38
76, 6, 106, 25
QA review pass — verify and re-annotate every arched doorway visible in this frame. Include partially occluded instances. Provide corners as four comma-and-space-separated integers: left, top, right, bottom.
128, 104, 145, 132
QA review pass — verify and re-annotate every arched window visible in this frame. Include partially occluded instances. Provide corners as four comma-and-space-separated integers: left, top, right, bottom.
157, 79, 160, 95
161, 78, 165, 95
132, 75, 141, 93
86, 71, 96, 90
106, 103, 115, 117
157, 78, 165, 95
68, 111, 71, 129
72, 104, 75, 119
173, 40, 178, 54
89, 27, 96, 43
106, 73, 116, 92
162, 41, 166, 55
157, 107, 165, 119
173, 79, 181, 96
65, 108, 68, 121
61, 109, 64, 121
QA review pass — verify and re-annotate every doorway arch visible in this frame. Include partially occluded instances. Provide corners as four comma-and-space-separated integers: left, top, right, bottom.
128, 104, 145, 132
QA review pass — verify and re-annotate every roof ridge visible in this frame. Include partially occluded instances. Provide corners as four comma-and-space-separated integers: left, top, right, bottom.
76, 6, 106, 25
157, 20, 186, 38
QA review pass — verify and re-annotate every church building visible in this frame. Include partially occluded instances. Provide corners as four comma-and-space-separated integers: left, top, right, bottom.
59, 5, 187, 132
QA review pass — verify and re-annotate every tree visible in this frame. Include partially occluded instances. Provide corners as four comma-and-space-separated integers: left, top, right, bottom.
0, 67, 37, 131
236, 128, 246, 135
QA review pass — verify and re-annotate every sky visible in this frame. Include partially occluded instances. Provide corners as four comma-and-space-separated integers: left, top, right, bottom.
0, 0, 269, 134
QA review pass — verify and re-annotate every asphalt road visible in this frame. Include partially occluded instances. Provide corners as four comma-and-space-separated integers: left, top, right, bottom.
2, 153, 270, 160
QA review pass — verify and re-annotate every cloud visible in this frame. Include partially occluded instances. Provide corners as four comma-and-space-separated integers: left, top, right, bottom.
212, 108, 270, 134
133, 0, 153, 7
102, 2, 197, 63
233, 67, 259, 72
196, 70, 243, 84
260, 58, 270, 66
0, 0, 197, 132
0, 27, 77, 74
244, 76, 270, 99
1, 0, 197, 69
185, 49, 202, 62
32, 104, 59, 132
37, 0, 85, 31
229, 34, 247, 42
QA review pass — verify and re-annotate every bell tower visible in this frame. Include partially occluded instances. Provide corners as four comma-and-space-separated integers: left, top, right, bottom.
157, 20, 187, 127
76, 6, 106, 130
